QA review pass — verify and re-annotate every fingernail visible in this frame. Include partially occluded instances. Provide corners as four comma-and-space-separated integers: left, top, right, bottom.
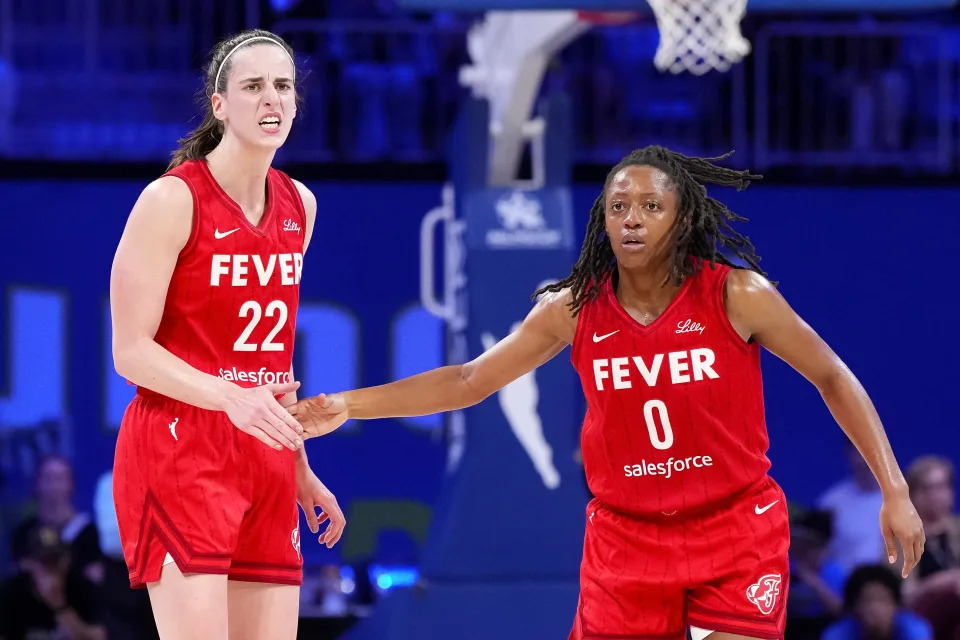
889, 555, 895, 563
275, 445, 282, 451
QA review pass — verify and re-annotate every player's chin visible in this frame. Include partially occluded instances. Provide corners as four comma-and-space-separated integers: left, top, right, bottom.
253, 127, 292, 148
611, 248, 648, 269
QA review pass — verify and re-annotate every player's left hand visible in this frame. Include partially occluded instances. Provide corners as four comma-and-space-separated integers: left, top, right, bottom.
296, 467, 346, 549
288, 393, 349, 439
879, 489, 925, 578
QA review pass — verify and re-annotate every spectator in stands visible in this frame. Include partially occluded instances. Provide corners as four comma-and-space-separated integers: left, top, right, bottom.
92, 471, 158, 640
0, 525, 106, 640
10, 456, 103, 584
822, 564, 932, 640
902, 456, 960, 640
819, 440, 887, 576
787, 507, 846, 637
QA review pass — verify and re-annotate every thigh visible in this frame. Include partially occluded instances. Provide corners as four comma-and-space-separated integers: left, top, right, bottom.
570, 500, 687, 640
686, 478, 790, 640
227, 581, 300, 640
147, 561, 229, 640
115, 397, 248, 587
230, 441, 302, 586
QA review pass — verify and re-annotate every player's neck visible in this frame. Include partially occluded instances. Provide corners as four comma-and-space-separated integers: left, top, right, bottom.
205, 138, 276, 223
616, 263, 682, 312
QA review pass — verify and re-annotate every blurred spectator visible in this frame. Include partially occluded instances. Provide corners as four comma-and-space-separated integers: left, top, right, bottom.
0, 525, 106, 640
821, 564, 931, 640
902, 456, 960, 640
788, 507, 846, 637
316, 564, 349, 617
819, 441, 886, 576
10, 456, 102, 584
93, 471, 158, 640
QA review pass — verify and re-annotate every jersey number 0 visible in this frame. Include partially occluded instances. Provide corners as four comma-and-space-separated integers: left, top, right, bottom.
643, 399, 674, 450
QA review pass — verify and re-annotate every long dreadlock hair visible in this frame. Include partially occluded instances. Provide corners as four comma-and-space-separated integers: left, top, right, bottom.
534, 146, 766, 316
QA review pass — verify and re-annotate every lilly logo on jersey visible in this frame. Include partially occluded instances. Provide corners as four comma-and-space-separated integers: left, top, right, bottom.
593, 348, 718, 391
676, 319, 705, 335
746, 573, 782, 615
283, 218, 302, 233
218, 367, 292, 385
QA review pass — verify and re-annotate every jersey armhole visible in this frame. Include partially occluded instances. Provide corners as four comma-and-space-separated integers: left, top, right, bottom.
275, 171, 308, 244
570, 297, 590, 365
714, 265, 756, 353
160, 173, 200, 262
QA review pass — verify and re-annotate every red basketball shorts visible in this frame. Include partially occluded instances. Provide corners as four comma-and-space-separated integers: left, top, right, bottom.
569, 476, 790, 640
113, 394, 302, 588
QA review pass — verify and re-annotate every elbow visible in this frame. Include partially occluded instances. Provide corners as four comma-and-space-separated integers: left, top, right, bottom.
815, 363, 852, 398
457, 365, 490, 408
112, 345, 131, 379
112, 339, 140, 381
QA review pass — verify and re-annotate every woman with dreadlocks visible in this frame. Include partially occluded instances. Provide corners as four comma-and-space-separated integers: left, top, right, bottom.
288, 146, 924, 640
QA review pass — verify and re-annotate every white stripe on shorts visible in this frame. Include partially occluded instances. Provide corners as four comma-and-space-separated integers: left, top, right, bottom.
689, 626, 714, 640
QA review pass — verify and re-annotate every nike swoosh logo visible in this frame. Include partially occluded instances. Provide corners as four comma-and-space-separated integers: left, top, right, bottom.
755, 500, 779, 515
214, 228, 240, 239
593, 330, 620, 343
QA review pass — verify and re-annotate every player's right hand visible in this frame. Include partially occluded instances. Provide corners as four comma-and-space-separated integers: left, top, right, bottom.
222, 381, 305, 451
287, 393, 349, 439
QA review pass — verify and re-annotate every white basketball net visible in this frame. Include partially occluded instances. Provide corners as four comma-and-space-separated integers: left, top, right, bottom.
646, 0, 751, 75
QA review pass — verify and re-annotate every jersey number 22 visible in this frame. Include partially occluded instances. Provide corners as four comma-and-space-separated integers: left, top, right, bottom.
234, 300, 288, 352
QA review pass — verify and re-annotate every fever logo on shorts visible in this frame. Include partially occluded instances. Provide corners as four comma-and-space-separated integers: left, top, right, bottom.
291, 525, 301, 562
746, 573, 782, 615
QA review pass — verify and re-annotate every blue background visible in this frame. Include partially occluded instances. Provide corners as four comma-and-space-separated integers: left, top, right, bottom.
2, 178, 956, 568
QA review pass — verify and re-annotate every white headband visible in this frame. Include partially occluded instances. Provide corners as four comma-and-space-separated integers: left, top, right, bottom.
214, 36, 295, 93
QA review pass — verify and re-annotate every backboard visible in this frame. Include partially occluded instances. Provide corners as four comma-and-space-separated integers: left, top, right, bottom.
408, 0, 955, 183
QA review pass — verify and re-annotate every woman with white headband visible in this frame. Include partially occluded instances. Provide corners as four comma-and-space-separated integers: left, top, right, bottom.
109, 29, 345, 639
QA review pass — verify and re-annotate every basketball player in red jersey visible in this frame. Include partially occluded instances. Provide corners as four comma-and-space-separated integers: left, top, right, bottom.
110, 29, 345, 640
288, 147, 926, 640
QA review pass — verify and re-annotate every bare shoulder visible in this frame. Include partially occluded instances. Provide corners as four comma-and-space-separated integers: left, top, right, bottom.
529, 287, 577, 344
112, 176, 194, 293
140, 175, 193, 212
723, 267, 792, 341
123, 176, 194, 249
724, 267, 775, 298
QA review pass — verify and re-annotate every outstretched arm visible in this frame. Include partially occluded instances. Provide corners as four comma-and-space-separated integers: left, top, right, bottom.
290, 289, 576, 433
725, 269, 925, 576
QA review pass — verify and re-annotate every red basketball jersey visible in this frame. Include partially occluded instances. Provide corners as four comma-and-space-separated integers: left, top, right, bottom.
137, 159, 306, 400
571, 262, 770, 516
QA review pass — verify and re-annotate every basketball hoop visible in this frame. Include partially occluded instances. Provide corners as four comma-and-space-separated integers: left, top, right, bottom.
646, 0, 751, 75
